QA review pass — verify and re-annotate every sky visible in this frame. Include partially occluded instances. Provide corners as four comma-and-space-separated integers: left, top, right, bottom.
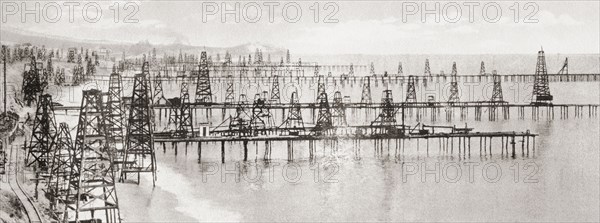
1, 0, 599, 54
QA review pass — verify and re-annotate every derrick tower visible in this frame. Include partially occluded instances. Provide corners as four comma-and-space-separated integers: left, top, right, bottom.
176, 83, 194, 138
371, 90, 397, 128
195, 51, 213, 103
26, 94, 58, 169
331, 91, 348, 127
281, 91, 304, 134
397, 62, 403, 76
447, 62, 460, 103
250, 94, 273, 135
312, 91, 333, 135
480, 61, 486, 75
360, 77, 372, 104
424, 59, 431, 76
121, 63, 156, 186
270, 75, 281, 104
106, 67, 125, 157
491, 70, 504, 103
532, 48, 553, 104
47, 123, 74, 221
153, 71, 167, 105
405, 75, 417, 103
224, 73, 235, 104
63, 89, 121, 223
228, 94, 251, 136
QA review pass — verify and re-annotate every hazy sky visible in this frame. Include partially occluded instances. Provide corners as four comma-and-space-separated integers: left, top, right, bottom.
2, 0, 599, 54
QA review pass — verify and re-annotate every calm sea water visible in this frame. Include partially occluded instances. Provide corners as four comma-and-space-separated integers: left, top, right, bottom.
104, 81, 599, 222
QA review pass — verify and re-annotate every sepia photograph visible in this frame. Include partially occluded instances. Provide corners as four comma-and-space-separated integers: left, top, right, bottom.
0, 0, 599, 222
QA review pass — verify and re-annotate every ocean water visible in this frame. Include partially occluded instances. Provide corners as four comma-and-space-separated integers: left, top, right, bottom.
110, 80, 599, 222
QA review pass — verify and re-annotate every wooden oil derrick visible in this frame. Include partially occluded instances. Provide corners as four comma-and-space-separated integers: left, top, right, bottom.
167, 97, 180, 126
405, 75, 417, 103
331, 91, 348, 127
228, 94, 251, 136
397, 62, 403, 76
371, 90, 397, 134
72, 62, 84, 86
369, 62, 375, 76
106, 67, 125, 158
270, 75, 281, 104
54, 66, 65, 86
532, 48, 553, 104
46, 122, 74, 221
311, 92, 333, 135
349, 63, 354, 76
22, 57, 43, 106
250, 93, 274, 136
121, 63, 157, 186
280, 91, 304, 135
85, 58, 95, 78
491, 70, 504, 103
480, 61, 486, 75
153, 71, 167, 105
448, 62, 460, 104
361, 76, 372, 104
67, 48, 76, 63
176, 85, 194, 138
26, 94, 58, 169
424, 59, 431, 76
224, 73, 235, 104
63, 89, 121, 223
316, 74, 325, 101
195, 51, 213, 103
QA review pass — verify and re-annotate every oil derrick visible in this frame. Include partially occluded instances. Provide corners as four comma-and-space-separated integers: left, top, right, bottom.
54, 67, 65, 85
558, 58, 568, 75
72, 62, 84, 86
491, 70, 504, 103
397, 62, 403, 76
405, 75, 417, 102
228, 94, 251, 136
286, 49, 291, 64
86, 58, 96, 78
175, 85, 194, 138
195, 51, 213, 103
63, 89, 121, 223
371, 90, 397, 133
121, 64, 157, 186
361, 76, 372, 104
152, 71, 167, 105
447, 62, 460, 103
280, 91, 304, 134
224, 74, 235, 104
106, 68, 125, 155
316, 74, 326, 101
22, 57, 43, 106
250, 94, 274, 135
532, 48, 553, 104
480, 61, 486, 75
424, 59, 431, 76
26, 94, 58, 169
312, 91, 333, 135
270, 75, 281, 104
369, 62, 375, 76
67, 48, 76, 63
46, 123, 73, 221
331, 91, 347, 127
349, 63, 354, 76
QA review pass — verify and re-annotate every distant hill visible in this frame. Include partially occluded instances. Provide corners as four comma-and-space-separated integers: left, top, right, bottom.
0, 27, 287, 58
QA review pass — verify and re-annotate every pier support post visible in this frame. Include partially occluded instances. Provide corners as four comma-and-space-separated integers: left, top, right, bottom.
198, 142, 202, 162
221, 140, 225, 163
